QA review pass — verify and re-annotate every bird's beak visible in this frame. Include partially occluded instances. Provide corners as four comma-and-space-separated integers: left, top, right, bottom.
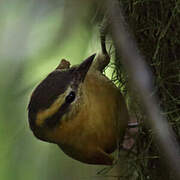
76, 54, 96, 82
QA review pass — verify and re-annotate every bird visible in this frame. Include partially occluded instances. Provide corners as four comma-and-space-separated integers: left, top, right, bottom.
27, 24, 130, 165
28, 52, 129, 165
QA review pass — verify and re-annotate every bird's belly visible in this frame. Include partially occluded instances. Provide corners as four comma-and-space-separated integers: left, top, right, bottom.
58, 117, 117, 164
58, 111, 117, 159
56, 72, 128, 164
55, 99, 118, 164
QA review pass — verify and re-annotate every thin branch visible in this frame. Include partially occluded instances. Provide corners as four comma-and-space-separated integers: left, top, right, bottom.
100, 18, 108, 55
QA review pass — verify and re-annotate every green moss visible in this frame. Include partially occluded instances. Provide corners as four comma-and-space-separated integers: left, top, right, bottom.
112, 0, 180, 179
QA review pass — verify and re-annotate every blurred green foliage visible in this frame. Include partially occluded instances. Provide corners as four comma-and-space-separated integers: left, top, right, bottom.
0, 1, 112, 179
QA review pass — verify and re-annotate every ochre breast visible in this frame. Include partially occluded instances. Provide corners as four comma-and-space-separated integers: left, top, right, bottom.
51, 70, 128, 158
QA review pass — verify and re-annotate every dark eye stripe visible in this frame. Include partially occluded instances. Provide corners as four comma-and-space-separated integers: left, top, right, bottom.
45, 91, 76, 128
45, 102, 70, 128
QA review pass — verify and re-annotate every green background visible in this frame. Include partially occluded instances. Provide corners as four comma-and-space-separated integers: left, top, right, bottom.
0, 1, 114, 180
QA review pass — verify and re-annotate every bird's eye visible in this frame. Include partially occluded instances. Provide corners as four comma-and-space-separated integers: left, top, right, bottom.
65, 91, 76, 104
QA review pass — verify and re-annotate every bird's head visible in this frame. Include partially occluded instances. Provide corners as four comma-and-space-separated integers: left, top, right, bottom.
28, 54, 95, 143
